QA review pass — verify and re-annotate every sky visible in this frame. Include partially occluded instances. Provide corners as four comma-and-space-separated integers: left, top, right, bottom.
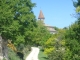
31, 0, 77, 28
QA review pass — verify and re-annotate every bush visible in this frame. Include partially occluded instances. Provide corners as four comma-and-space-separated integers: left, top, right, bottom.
3, 58, 6, 60
8, 48, 20, 60
23, 45, 32, 59
48, 50, 65, 60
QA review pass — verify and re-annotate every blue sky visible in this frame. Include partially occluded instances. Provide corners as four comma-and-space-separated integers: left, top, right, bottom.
32, 0, 77, 28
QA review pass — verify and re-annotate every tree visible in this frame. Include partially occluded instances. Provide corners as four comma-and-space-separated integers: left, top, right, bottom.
54, 26, 59, 31
32, 20, 51, 46
0, 0, 37, 46
64, 22, 80, 60
0, 0, 37, 59
73, 0, 80, 12
63, 1, 80, 59
44, 29, 66, 60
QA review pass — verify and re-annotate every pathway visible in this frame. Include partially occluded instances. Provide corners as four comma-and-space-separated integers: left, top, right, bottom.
25, 47, 40, 60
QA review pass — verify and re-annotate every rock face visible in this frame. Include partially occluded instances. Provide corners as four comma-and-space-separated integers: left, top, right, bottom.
0, 35, 3, 60
0, 35, 8, 60
2, 40, 8, 60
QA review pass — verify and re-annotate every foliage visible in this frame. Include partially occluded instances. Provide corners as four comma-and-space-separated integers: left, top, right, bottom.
73, 0, 80, 12
8, 48, 20, 60
32, 20, 51, 46
0, 0, 38, 59
44, 29, 66, 60
54, 26, 59, 31
76, 6, 80, 12
0, 0, 37, 46
0, 0, 52, 60
44, 48, 55, 55
63, 1, 80, 59
64, 22, 80, 60
48, 49, 65, 60
0, 0, 38, 57
7, 40, 17, 52
38, 50, 48, 60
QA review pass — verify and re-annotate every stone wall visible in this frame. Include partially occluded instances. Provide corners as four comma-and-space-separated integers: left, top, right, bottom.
0, 35, 8, 60
0, 35, 3, 60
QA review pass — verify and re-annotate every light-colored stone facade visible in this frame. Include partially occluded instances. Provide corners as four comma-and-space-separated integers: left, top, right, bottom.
45, 24, 56, 34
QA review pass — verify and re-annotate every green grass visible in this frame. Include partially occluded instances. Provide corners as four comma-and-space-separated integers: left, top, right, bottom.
38, 50, 48, 60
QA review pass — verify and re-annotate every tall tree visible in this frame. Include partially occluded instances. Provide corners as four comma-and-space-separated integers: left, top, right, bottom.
0, 0, 37, 47
32, 20, 51, 46
64, 22, 80, 60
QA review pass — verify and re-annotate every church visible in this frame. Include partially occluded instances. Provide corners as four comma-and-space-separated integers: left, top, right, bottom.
38, 10, 56, 34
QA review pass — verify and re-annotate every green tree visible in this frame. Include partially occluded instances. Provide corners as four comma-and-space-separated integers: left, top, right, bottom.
64, 21, 80, 59
0, 0, 37, 46
32, 20, 51, 46
0, 2, 39, 59
54, 26, 59, 31
44, 29, 66, 60
62, 1, 80, 59
0, 0, 38, 59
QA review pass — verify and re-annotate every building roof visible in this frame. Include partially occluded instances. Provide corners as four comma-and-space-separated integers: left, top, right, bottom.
47, 27, 56, 32
45, 24, 56, 32
38, 10, 45, 19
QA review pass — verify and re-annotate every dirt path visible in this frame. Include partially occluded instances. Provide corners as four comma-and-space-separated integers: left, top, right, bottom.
25, 47, 40, 60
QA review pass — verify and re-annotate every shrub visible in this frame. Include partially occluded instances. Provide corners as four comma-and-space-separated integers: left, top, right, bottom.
8, 48, 20, 60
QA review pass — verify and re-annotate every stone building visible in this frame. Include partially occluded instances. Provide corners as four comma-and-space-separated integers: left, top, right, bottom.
38, 10, 56, 34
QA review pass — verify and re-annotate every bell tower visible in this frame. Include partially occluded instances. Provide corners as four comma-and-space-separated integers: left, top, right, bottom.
38, 10, 45, 22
